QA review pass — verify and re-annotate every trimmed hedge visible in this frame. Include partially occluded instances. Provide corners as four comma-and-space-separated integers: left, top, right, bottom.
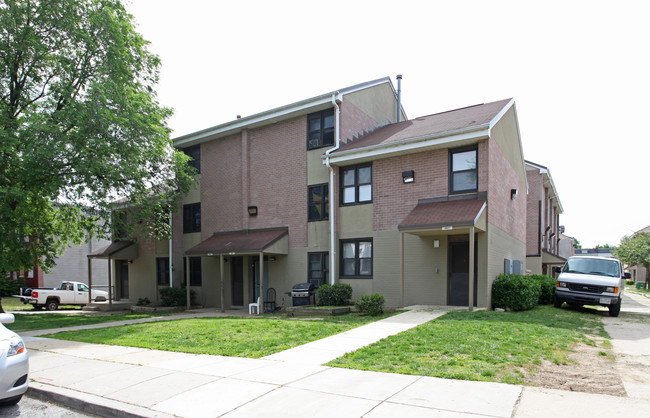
354, 294, 385, 316
159, 286, 196, 307
531, 274, 556, 305
317, 283, 353, 306
491, 274, 540, 311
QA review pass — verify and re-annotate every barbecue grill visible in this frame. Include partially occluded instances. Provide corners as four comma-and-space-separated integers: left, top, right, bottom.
290, 282, 316, 306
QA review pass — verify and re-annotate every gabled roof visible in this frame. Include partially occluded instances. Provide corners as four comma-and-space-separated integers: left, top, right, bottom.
328, 99, 514, 165
174, 77, 400, 148
525, 160, 563, 213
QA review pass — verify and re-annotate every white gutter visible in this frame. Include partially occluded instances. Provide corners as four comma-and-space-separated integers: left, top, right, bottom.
169, 209, 173, 287
324, 92, 342, 285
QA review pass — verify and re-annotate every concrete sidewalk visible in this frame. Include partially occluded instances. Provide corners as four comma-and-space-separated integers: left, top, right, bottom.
22, 306, 650, 417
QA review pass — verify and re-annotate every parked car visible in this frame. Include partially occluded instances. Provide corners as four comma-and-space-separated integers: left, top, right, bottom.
16, 281, 108, 311
0, 314, 28, 406
554, 256, 630, 317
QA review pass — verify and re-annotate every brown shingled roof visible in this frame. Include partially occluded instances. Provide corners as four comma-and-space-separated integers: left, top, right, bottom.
399, 199, 486, 231
336, 99, 512, 153
186, 228, 288, 255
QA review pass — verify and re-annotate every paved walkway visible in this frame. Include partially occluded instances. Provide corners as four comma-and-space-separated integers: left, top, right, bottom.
19, 300, 650, 417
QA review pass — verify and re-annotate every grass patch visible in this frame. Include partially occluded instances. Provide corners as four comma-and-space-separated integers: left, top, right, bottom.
327, 305, 604, 384
42, 313, 393, 358
6, 312, 169, 332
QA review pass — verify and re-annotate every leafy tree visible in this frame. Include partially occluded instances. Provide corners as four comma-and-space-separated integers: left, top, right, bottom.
0, 0, 195, 306
613, 233, 650, 283
572, 237, 581, 249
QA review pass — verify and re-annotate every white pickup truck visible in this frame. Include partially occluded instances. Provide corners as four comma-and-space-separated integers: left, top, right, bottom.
17, 281, 109, 311
554, 256, 630, 317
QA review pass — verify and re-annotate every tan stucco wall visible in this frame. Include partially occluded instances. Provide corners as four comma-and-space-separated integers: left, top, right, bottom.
307, 148, 329, 185
344, 83, 399, 125
486, 223, 527, 306
526, 256, 543, 275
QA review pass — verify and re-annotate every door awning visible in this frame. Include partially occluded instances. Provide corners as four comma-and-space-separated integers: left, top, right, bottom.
88, 241, 138, 260
398, 198, 487, 235
542, 250, 566, 265
186, 227, 289, 256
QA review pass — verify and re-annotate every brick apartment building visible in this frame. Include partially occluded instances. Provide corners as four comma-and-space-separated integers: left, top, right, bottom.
106, 76, 541, 309
524, 161, 565, 276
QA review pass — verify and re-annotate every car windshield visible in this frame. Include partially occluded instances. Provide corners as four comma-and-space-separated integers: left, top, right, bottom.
562, 258, 620, 277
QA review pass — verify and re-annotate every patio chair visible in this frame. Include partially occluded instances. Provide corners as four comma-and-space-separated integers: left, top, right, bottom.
249, 297, 260, 315
264, 288, 276, 312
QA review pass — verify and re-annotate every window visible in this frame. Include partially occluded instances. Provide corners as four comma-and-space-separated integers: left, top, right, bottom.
183, 203, 201, 233
340, 164, 372, 205
111, 211, 128, 241
184, 257, 202, 286
308, 184, 329, 221
308, 252, 329, 287
340, 239, 373, 277
183, 145, 201, 174
78, 283, 89, 292
449, 147, 478, 193
307, 109, 334, 149
156, 257, 170, 285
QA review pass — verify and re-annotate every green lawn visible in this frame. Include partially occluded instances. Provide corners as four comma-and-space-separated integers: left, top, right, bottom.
42, 313, 394, 358
327, 305, 606, 384
2, 296, 81, 311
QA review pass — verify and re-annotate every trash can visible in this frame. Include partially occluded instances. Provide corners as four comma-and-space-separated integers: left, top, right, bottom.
636, 282, 646, 289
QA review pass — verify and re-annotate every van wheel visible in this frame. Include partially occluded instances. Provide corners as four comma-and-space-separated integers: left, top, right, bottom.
46, 300, 59, 311
553, 296, 563, 308
609, 300, 621, 317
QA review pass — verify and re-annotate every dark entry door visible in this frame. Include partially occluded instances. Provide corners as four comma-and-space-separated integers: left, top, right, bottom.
448, 242, 477, 306
231, 257, 243, 306
119, 260, 129, 299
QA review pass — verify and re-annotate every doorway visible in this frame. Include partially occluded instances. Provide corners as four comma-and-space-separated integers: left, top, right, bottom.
448, 241, 477, 306
231, 257, 243, 306
119, 260, 129, 299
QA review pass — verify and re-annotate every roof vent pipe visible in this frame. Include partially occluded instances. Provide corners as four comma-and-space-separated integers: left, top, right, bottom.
396, 74, 402, 122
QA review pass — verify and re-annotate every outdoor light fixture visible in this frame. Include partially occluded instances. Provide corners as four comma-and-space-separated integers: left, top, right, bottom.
510, 189, 518, 200
247, 206, 258, 216
402, 170, 415, 183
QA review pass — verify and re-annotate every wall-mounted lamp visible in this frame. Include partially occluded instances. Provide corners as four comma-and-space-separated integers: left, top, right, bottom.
510, 189, 518, 200
128, 260, 133, 264
269, 256, 277, 262
433, 239, 440, 248
402, 170, 415, 183
247, 206, 258, 216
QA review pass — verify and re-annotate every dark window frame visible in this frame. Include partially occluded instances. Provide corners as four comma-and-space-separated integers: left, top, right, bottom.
340, 164, 373, 206
308, 252, 329, 287
449, 146, 478, 194
339, 238, 373, 278
183, 203, 201, 233
156, 257, 170, 286
183, 256, 202, 286
308, 183, 329, 222
183, 145, 201, 174
307, 109, 335, 150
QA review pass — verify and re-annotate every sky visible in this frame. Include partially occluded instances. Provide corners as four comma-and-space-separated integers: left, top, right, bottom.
125, 0, 650, 248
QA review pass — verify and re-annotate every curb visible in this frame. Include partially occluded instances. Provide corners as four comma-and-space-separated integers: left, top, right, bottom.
27, 383, 173, 418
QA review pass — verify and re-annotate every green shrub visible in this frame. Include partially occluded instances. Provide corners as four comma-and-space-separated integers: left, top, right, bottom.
317, 283, 353, 306
159, 287, 196, 307
354, 294, 385, 315
492, 274, 540, 311
136, 297, 151, 306
0, 277, 25, 298
531, 274, 555, 305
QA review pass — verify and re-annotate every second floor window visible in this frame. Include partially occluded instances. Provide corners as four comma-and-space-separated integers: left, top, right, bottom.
449, 147, 478, 194
182, 145, 201, 174
308, 184, 329, 221
341, 164, 372, 205
307, 109, 334, 149
183, 203, 201, 233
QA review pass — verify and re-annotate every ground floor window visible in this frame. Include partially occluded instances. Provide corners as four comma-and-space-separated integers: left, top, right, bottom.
308, 252, 329, 287
156, 257, 170, 285
183, 257, 202, 286
340, 239, 373, 278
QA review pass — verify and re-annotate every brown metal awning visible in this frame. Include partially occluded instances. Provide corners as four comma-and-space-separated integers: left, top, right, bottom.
87, 241, 138, 260
186, 228, 289, 256
542, 250, 566, 265
398, 198, 487, 235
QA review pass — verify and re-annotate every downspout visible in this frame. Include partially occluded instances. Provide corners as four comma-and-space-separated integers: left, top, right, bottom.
324, 92, 342, 285
396, 74, 402, 122
169, 210, 173, 287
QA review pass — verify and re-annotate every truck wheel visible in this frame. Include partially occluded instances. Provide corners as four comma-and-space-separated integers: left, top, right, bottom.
554, 296, 563, 308
609, 300, 621, 317
46, 300, 59, 311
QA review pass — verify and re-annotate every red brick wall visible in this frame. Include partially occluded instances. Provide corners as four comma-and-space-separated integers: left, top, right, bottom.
246, 118, 308, 247
339, 99, 382, 144
526, 170, 542, 254
200, 134, 244, 238
486, 140, 526, 243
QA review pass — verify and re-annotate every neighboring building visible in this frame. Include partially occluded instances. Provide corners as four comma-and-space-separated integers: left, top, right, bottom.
558, 233, 575, 260
525, 161, 565, 276
115, 77, 533, 309
573, 247, 615, 258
